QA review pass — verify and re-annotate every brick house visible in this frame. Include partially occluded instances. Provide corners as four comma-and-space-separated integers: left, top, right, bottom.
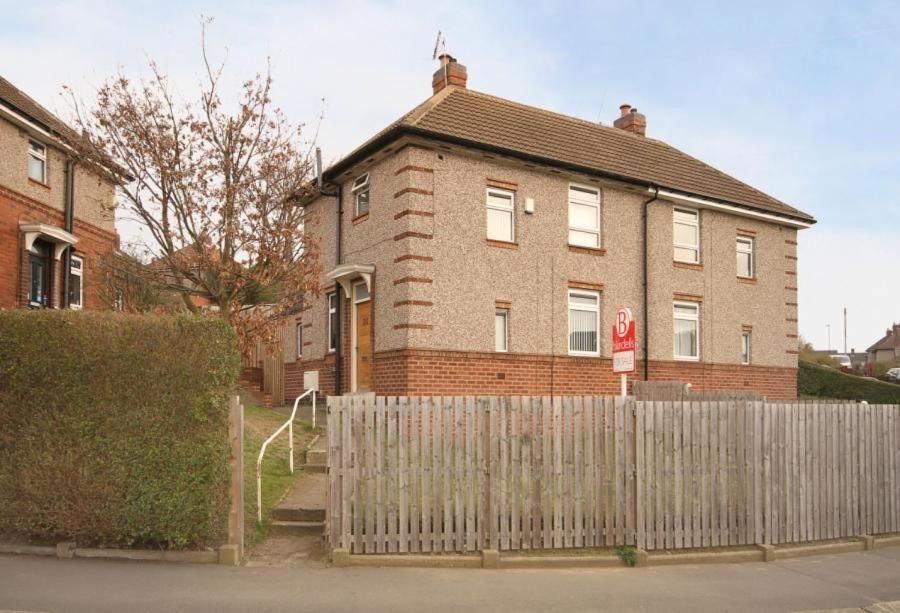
867, 324, 900, 364
0, 76, 119, 310
282, 55, 815, 400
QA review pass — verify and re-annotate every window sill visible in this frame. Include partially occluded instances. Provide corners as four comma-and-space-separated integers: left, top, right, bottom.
486, 239, 518, 250
673, 356, 700, 362
737, 276, 757, 285
568, 352, 601, 358
568, 244, 606, 256
352, 212, 369, 225
28, 178, 50, 190
673, 260, 703, 271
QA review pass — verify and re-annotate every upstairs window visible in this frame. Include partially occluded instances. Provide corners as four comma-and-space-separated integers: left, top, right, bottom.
327, 293, 338, 352
673, 208, 700, 263
28, 141, 46, 183
495, 308, 509, 352
68, 255, 83, 310
352, 173, 370, 217
674, 301, 700, 360
568, 289, 600, 355
486, 188, 515, 242
568, 185, 601, 248
736, 236, 754, 278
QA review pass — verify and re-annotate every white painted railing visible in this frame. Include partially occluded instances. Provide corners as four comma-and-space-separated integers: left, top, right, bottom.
256, 389, 317, 522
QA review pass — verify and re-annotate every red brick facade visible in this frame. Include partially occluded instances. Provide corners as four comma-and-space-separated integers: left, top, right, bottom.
285, 346, 797, 400
1, 185, 118, 310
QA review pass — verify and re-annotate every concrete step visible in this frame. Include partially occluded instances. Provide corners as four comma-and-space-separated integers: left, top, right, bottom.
269, 520, 325, 537
271, 506, 326, 523
306, 449, 327, 465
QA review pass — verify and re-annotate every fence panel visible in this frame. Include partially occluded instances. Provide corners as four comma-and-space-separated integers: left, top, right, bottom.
327, 396, 900, 555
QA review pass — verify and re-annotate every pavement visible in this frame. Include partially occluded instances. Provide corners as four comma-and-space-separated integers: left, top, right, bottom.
2, 546, 900, 612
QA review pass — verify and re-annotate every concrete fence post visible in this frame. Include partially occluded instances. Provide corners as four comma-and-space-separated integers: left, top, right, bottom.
222, 395, 244, 565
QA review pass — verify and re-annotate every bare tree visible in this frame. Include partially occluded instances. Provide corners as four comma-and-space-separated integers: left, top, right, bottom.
69, 23, 320, 353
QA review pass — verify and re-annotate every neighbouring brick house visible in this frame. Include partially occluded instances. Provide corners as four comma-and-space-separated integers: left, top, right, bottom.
0, 76, 119, 310
280, 55, 815, 400
867, 324, 900, 364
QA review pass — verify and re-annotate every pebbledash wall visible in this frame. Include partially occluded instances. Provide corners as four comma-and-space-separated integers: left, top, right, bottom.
285, 142, 801, 400
0, 118, 118, 310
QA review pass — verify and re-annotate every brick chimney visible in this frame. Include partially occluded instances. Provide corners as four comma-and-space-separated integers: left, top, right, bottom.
432, 54, 467, 94
613, 103, 647, 137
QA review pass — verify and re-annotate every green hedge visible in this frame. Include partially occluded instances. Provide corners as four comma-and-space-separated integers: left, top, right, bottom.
798, 360, 900, 404
0, 311, 241, 549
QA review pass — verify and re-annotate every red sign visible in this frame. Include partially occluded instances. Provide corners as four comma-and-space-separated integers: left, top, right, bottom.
612, 308, 636, 374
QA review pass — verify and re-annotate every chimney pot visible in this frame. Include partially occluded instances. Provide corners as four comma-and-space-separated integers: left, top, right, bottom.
432, 54, 467, 95
613, 102, 647, 137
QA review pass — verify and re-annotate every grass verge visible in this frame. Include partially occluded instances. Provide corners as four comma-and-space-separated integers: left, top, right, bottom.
242, 406, 319, 547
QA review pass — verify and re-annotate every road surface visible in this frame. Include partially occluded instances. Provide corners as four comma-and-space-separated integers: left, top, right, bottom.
2, 546, 900, 612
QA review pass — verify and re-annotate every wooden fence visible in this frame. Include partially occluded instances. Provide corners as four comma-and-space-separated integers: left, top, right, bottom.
326, 396, 900, 554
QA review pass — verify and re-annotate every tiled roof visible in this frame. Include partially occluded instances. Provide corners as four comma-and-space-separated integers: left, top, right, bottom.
330, 86, 815, 223
0, 75, 81, 143
867, 328, 900, 352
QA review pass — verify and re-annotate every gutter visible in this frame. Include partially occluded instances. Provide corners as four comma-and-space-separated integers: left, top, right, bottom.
0, 102, 75, 154
650, 188, 815, 228
642, 187, 660, 381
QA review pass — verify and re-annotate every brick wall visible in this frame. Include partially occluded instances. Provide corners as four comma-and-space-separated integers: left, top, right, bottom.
285, 348, 797, 400
1, 185, 118, 310
371, 348, 797, 399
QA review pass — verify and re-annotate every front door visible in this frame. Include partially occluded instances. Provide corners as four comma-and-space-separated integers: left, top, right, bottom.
353, 282, 373, 391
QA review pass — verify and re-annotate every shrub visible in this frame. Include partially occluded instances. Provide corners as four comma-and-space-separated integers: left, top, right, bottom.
798, 360, 900, 404
0, 311, 241, 549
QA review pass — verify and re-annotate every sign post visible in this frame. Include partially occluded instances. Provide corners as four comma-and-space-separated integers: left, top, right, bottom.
612, 307, 636, 397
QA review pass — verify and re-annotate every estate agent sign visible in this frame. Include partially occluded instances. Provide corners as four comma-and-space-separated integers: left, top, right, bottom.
612, 307, 636, 396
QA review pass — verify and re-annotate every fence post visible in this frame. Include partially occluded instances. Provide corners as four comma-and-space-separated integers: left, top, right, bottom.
224, 395, 244, 563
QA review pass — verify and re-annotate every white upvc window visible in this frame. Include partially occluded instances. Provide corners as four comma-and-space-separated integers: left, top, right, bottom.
495, 308, 509, 352
568, 185, 601, 248
673, 207, 700, 263
486, 188, 515, 242
68, 255, 83, 310
352, 173, 370, 217
568, 289, 600, 355
327, 293, 338, 352
673, 301, 700, 360
28, 141, 46, 183
296, 321, 303, 359
736, 236, 754, 278
741, 330, 752, 365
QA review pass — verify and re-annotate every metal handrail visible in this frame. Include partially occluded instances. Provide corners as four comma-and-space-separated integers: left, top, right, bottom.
256, 388, 317, 522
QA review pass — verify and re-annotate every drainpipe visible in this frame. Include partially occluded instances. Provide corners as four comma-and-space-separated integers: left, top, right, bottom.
333, 184, 344, 395
316, 147, 344, 395
642, 186, 660, 381
62, 159, 75, 308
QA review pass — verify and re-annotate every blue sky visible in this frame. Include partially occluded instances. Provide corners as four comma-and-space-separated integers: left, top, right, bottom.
2, 0, 898, 350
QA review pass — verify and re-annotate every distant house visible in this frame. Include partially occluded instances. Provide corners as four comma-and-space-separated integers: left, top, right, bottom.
0, 75, 119, 310
867, 324, 900, 363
